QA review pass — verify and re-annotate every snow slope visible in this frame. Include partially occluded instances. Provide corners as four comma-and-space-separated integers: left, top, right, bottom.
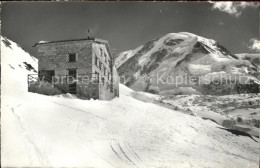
2, 37, 259, 168
116, 32, 259, 95
1, 36, 38, 91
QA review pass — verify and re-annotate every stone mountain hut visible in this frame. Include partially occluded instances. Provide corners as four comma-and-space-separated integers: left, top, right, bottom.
33, 37, 119, 100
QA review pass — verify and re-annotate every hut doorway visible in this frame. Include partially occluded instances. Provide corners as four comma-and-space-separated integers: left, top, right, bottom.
67, 69, 77, 94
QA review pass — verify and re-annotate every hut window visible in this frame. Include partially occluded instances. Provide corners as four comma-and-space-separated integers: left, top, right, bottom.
101, 63, 104, 71
94, 71, 99, 81
68, 53, 77, 62
95, 56, 99, 66
109, 60, 112, 68
66, 69, 77, 77
104, 67, 107, 75
100, 48, 103, 57
104, 53, 107, 63
108, 72, 110, 80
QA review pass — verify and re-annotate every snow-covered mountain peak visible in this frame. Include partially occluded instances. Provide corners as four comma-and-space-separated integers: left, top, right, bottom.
116, 32, 259, 95
116, 32, 234, 69
159, 32, 215, 45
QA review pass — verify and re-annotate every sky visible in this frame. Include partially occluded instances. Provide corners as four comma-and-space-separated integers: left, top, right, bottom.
1, 2, 259, 57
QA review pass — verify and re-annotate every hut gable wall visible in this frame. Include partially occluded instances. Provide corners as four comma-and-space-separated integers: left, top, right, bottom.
37, 41, 93, 76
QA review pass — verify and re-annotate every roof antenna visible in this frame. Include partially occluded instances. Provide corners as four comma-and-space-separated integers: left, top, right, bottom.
87, 29, 90, 39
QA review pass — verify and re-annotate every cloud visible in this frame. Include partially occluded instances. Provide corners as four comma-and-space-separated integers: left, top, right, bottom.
211, 2, 259, 17
249, 38, 260, 51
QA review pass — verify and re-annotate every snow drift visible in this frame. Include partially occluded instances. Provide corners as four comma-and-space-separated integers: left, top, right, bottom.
1, 36, 259, 168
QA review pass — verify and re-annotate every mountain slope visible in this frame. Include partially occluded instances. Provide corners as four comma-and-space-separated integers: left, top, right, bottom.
1, 37, 259, 168
236, 53, 260, 69
1, 36, 38, 90
116, 32, 259, 95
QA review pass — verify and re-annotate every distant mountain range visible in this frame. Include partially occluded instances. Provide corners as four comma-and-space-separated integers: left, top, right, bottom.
115, 32, 260, 95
